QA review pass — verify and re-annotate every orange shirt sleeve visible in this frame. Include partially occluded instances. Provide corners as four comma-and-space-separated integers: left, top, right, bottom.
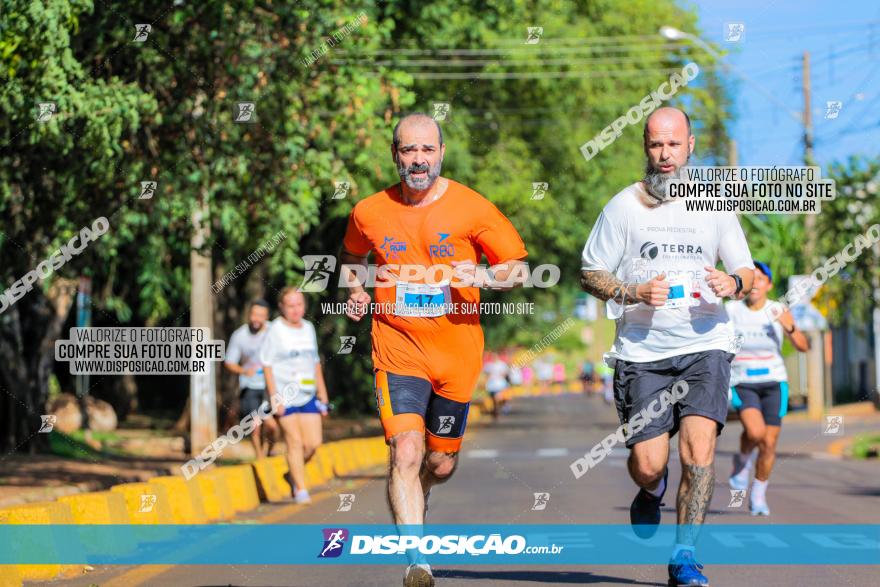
343, 203, 372, 256
472, 202, 528, 265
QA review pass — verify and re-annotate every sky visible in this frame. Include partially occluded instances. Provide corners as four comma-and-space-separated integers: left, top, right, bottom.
691, 0, 880, 168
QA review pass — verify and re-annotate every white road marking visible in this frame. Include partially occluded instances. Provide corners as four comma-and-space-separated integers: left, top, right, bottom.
536, 448, 569, 457
467, 449, 500, 459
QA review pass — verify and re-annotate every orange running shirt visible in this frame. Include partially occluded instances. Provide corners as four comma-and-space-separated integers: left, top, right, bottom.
343, 178, 528, 401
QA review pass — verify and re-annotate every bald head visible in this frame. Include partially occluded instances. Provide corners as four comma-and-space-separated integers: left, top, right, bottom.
392, 113, 443, 150
643, 107, 691, 143
642, 107, 695, 202
391, 113, 446, 192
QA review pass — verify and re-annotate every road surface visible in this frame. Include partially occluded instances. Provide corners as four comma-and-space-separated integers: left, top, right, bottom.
50, 393, 879, 586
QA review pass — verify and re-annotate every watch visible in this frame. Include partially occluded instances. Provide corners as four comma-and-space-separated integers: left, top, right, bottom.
729, 274, 743, 296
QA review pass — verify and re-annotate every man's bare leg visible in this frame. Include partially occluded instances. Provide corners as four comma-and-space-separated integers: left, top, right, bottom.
754, 425, 780, 481
262, 417, 279, 457
388, 431, 427, 525
628, 433, 670, 491
738, 408, 766, 455
420, 450, 458, 516
250, 422, 263, 458
676, 415, 718, 549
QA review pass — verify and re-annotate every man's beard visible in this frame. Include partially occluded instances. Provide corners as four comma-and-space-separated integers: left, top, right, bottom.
397, 159, 442, 191
248, 322, 262, 334
643, 153, 690, 202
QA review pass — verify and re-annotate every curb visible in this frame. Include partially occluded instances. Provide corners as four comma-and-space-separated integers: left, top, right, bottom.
1, 387, 551, 585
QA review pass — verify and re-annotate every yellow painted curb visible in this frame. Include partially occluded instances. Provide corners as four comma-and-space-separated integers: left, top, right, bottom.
313, 445, 336, 482
338, 438, 367, 469
58, 491, 130, 524
110, 482, 174, 524
200, 471, 237, 520
251, 458, 286, 502
304, 455, 326, 487
0, 565, 23, 587
58, 491, 137, 557
150, 476, 208, 524
0, 501, 81, 582
326, 441, 354, 476
267, 455, 292, 495
217, 466, 260, 512
826, 438, 849, 457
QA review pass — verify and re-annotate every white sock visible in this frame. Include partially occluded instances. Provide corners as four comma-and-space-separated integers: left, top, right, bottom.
751, 478, 768, 500
647, 476, 666, 498
672, 543, 695, 559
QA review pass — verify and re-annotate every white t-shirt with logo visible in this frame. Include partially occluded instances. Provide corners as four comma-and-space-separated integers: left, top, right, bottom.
726, 299, 788, 385
259, 318, 320, 407
225, 324, 268, 390
484, 360, 510, 393
581, 182, 754, 364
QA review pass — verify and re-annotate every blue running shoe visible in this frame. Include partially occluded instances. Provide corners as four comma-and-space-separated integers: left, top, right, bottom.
630, 467, 668, 538
668, 550, 709, 586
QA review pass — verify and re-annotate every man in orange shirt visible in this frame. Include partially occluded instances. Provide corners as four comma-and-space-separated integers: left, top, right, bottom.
341, 113, 528, 587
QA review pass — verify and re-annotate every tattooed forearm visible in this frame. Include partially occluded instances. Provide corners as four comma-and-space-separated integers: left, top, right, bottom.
676, 464, 715, 546
580, 270, 639, 304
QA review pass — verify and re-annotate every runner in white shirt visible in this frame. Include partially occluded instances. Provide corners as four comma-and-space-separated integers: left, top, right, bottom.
260, 287, 330, 504
483, 353, 510, 421
579, 107, 754, 587
726, 261, 810, 516
224, 299, 278, 458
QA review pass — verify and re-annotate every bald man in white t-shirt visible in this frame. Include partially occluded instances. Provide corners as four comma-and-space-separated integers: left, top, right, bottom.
579, 107, 754, 587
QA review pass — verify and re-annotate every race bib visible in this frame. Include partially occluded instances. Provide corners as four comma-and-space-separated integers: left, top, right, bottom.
297, 373, 316, 392
394, 281, 451, 317
660, 277, 698, 310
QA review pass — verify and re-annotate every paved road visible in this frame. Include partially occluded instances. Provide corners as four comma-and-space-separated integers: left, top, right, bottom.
53, 393, 879, 587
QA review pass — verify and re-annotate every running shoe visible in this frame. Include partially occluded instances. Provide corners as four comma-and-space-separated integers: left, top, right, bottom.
668, 550, 709, 586
630, 467, 668, 538
749, 495, 770, 516
403, 563, 434, 587
728, 454, 750, 490
294, 489, 311, 504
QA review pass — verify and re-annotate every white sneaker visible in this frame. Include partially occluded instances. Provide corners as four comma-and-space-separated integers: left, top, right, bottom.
294, 489, 311, 504
750, 495, 770, 516
729, 454, 750, 490
403, 563, 434, 587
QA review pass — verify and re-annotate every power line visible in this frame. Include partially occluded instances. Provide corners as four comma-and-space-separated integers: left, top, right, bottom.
400, 66, 721, 80
331, 54, 698, 68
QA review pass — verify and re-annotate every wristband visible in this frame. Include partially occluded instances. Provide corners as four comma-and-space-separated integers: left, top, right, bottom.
729, 273, 743, 296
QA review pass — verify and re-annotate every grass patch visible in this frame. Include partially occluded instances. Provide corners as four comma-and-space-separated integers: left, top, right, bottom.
850, 433, 880, 459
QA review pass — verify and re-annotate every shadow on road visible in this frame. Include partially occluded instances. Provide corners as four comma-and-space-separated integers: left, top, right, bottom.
435, 568, 665, 585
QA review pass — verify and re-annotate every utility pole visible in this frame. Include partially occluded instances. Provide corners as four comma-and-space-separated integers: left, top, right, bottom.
190, 196, 217, 455
800, 50, 828, 417
728, 138, 738, 167
802, 51, 815, 263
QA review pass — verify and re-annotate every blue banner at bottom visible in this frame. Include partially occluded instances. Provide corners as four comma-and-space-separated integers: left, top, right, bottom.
0, 524, 877, 565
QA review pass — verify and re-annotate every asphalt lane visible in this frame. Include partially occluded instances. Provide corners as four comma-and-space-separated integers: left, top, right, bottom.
51, 393, 879, 586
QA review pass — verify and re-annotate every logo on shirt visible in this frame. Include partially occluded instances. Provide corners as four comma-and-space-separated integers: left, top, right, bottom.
318, 528, 349, 558
380, 236, 407, 260
639, 242, 659, 260
437, 416, 455, 434
640, 241, 703, 261
429, 233, 455, 258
